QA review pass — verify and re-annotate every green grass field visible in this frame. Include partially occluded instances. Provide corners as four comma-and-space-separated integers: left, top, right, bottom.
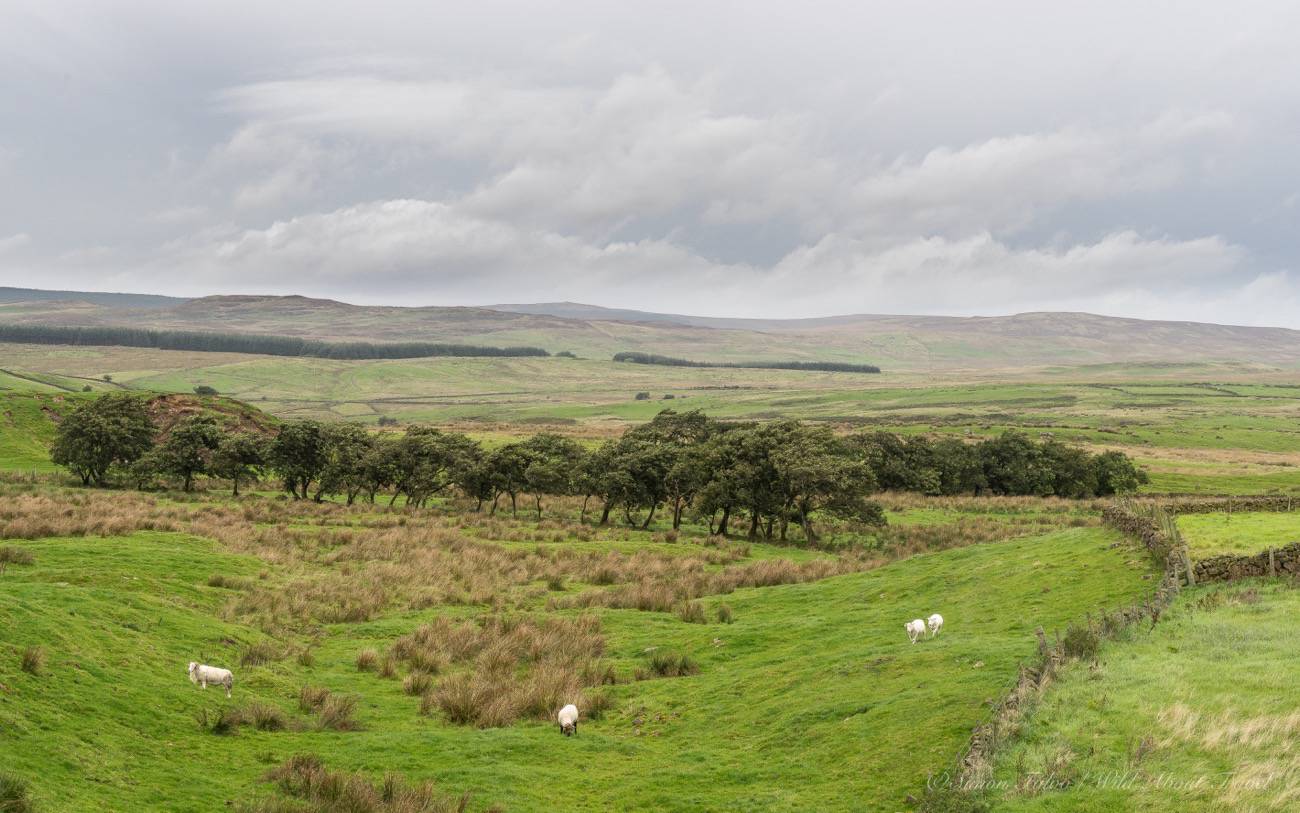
1178, 511, 1300, 558
4, 344, 1299, 495
0, 513, 1151, 811
0, 390, 89, 471
985, 580, 1300, 811
2, 333, 1298, 810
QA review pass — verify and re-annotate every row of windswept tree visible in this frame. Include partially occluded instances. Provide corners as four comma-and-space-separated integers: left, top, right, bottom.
50, 395, 1145, 542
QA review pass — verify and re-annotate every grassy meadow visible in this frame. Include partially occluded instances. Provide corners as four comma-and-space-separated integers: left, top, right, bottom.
1178, 511, 1300, 558
0, 487, 1155, 812
3, 342, 1299, 496
0, 332, 1297, 811
984, 579, 1300, 812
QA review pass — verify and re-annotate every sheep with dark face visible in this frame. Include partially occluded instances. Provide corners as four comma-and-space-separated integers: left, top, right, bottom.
188, 661, 234, 698
557, 703, 579, 736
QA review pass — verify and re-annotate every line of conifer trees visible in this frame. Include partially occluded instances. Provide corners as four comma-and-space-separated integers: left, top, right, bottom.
0, 323, 549, 360
50, 395, 1146, 543
612, 351, 881, 374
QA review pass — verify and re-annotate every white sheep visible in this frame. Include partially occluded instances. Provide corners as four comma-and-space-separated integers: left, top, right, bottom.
928, 613, 944, 638
188, 661, 234, 698
557, 703, 579, 736
905, 618, 926, 644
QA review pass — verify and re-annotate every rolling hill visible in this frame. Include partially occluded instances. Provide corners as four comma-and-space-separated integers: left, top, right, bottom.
2, 287, 1299, 371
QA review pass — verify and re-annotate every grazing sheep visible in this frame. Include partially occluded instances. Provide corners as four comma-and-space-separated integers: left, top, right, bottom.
188, 661, 234, 698
928, 613, 944, 638
557, 703, 579, 736
905, 619, 926, 644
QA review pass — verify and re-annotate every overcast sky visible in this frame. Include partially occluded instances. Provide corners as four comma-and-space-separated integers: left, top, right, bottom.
2, 1, 1299, 325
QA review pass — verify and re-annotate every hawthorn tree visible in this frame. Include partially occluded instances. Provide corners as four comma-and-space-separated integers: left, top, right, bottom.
268, 420, 329, 499
50, 393, 155, 486
153, 414, 224, 491
519, 433, 586, 519
210, 431, 268, 496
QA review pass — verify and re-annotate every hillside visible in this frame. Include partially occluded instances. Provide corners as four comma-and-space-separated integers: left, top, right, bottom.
2, 288, 1299, 371
0, 492, 1152, 811
0, 286, 186, 309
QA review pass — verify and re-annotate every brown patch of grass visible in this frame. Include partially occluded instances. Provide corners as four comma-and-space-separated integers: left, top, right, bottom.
19, 646, 44, 676
240, 640, 279, 667
207, 573, 251, 589
355, 648, 380, 672
637, 650, 698, 679
317, 694, 360, 731
0, 545, 34, 575
400, 614, 606, 728
244, 702, 289, 732
298, 685, 331, 713
0, 772, 35, 813
403, 671, 433, 697
675, 601, 706, 624
252, 753, 474, 813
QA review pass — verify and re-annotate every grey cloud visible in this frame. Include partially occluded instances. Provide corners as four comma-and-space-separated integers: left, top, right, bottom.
0, 0, 1298, 326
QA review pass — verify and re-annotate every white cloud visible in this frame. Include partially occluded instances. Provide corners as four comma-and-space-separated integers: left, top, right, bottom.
102, 197, 1291, 326
850, 112, 1236, 237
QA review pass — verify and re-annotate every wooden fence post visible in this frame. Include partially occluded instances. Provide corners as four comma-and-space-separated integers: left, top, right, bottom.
1269, 547, 1277, 579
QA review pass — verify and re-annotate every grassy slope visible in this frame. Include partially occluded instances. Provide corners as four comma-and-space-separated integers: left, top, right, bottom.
1178, 511, 1300, 557
986, 580, 1300, 812
0, 526, 1151, 812
0, 390, 89, 471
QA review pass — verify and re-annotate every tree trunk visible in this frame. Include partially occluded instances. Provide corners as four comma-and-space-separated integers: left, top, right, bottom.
232, 477, 240, 497
799, 504, 817, 543
599, 502, 612, 525
535, 495, 544, 520
509, 492, 517, 517
640, 502, 657, 530
718, 506, 731, 536
580, 495, 591, 523
747, 510, 760, 540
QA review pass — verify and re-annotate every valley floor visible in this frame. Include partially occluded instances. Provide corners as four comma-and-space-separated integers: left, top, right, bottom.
0, 494, 1153, 811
